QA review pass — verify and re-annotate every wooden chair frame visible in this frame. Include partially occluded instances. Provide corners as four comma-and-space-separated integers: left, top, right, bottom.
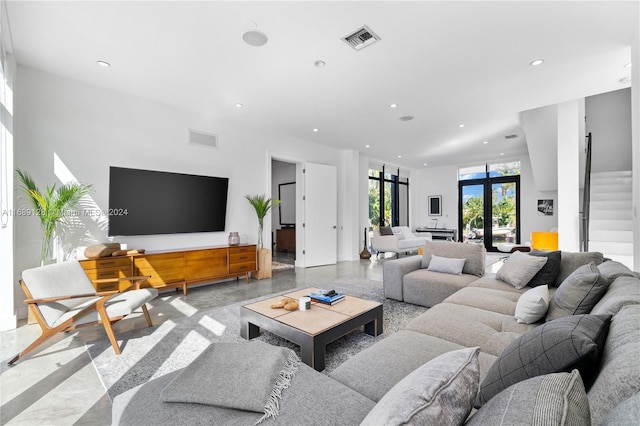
8, 276, 153, 365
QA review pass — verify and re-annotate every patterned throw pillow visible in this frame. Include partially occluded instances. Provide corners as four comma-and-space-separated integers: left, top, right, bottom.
476, 314, 611, 407
467, 370, 589, 426
379, 226, 393, 236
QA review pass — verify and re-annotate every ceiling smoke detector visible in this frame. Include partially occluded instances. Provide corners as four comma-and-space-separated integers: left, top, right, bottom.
342, 25, 381, 51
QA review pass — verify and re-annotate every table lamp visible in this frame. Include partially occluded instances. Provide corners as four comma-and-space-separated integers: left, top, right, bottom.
531, 232, 558, 251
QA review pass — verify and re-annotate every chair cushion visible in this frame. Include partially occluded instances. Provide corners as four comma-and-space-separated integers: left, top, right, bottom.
361, 347, 480, 426
21, 260, 97, 327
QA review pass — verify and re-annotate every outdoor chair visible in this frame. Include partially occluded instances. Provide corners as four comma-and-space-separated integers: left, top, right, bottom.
8, 259, 158, 365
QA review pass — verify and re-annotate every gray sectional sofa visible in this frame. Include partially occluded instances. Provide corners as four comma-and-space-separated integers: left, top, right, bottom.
113, 244, 640, 425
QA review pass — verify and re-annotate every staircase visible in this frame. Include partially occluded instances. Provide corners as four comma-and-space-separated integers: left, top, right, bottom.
588, 170, 634, 269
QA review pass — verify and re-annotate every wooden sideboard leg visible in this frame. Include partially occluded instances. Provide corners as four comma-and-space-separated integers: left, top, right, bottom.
183, 282, 188, 296
245, 272, 251, 283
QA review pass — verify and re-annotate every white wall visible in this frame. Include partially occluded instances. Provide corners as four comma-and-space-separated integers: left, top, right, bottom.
586, 88, 632, 173
410, 156, 557, 245
0, 0, 16, 331
632, 7, 640, 271
14, 66, 359, 318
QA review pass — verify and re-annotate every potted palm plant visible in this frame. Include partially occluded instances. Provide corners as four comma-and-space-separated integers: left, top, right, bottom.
245, 194, 280, 279
16, 169, 92, 265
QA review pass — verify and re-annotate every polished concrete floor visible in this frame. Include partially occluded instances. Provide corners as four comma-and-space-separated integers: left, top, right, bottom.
0, 257, 389, 426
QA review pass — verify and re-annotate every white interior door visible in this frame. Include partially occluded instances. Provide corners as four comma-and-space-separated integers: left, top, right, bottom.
303, 162, 337, 267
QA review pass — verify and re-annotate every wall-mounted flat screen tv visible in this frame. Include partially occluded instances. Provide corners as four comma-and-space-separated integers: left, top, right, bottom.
108, 166, 229, 236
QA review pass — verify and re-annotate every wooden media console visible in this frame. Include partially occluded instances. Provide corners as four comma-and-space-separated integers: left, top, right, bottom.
80, 244, 257, 295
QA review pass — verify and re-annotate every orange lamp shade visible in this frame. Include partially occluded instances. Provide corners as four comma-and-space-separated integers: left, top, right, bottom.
531, 232, 558, 251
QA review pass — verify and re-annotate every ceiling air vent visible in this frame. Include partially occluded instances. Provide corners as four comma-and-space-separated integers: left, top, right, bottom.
504, 134, 519, 140
342, 25, 381, 51
189, 129, 218, 149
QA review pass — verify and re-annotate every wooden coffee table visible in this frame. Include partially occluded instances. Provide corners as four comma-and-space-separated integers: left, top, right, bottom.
240, 287, 383, 371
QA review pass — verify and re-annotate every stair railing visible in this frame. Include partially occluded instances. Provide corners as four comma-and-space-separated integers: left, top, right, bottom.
581, 132, 592, 252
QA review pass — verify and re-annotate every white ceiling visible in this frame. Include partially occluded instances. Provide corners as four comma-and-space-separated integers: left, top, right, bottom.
6, 1, 638, 169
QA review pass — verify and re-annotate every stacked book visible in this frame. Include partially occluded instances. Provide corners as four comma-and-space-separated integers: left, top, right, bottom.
307, 289, 345, 305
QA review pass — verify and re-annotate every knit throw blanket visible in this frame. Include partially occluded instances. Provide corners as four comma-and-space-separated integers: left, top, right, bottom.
159, 341, 300, 423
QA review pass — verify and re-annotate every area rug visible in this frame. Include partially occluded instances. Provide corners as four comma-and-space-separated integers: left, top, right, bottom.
86, 277, 428, 401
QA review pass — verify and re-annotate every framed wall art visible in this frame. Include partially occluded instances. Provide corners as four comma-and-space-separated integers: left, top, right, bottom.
428, 195, 442, 216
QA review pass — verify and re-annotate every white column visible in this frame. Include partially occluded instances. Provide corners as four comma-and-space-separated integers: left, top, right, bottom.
631, 7, 640, 271
557, 100, 583, 252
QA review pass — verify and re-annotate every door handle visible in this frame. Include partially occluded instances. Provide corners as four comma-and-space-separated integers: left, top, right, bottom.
333, 226, 337, 229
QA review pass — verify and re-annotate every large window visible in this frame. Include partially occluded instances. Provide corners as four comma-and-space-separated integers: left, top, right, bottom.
368, 166, 408, 228
459, 162, 521, 252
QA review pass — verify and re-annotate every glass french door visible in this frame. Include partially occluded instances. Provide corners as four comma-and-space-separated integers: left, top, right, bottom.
459, 176, 520, 251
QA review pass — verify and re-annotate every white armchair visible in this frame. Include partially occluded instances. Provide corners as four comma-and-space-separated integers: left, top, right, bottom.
371, 226, 431, 257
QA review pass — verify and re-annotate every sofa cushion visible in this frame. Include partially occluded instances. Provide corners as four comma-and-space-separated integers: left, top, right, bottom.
405, 303, 535, 357
514, 285, 550, 324
421, 240, 486, 277
442, 286, 523, 316
476, 314, 611, 407
466, 370, 589, 426
527, 250, 562, 287
427, 255, 466, 275
588, 305, 640, 425
403, 269, 478, 307
601, 392, 640, 426
555, 251, 604, 286
597, 260, 638, 282
391, 227, 406, 240
361, 347, 480, 426
546, 262, 609, 322
330, 330, 495, 403
496, 250, 548, 289
112, 361, 376, 426
590, 275, 640, 316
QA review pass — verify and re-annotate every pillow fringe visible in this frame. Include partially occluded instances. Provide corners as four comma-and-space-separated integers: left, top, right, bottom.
255, 351, 300, 425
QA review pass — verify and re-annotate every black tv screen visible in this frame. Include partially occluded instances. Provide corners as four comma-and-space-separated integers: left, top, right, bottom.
108, 167, 229, 236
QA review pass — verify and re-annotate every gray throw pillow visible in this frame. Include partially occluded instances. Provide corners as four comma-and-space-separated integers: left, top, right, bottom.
467, 370, 590, 426
555, 251, 604, 286
496, 250, 548, 289
528, 250, 562, 287
546, 262, 610, 322
361, 347, 480, 426
427, 255, 466, 275
476, 314, 611, 407
421, 240, 486, 277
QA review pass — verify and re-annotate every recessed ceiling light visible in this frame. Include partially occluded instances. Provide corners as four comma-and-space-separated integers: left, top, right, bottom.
500, 152, 505, 156
397, 155, 402, 158
96, 60, 111, 67
389, 103, 398, 108
530, 59, 544, 66
423, 163, 428, 166
458, 123, 465, 128
483, 141, 489, 145
314, 60, 326, 68
624, 62, 632, 68
312, 128, 319, 132
243, 29, 268, 47
365, 144, 370, 148
235, 103, 244, 108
